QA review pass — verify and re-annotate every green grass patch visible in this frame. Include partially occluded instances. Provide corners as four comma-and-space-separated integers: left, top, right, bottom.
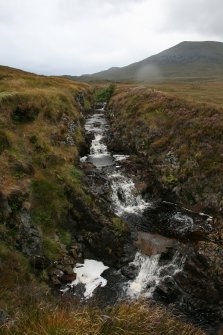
112, 217, 126, 235
59, 229, 72, 247
31, 178, 68, 231
71, 166, 83, 181
94, 84, 116, 102
42, 236, 63, 261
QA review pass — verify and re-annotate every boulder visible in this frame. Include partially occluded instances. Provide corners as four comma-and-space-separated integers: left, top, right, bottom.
121, 264, 138, 279
142, 201, 214, 241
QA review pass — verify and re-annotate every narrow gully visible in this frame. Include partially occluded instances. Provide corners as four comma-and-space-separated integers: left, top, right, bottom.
76, 102, 185, 302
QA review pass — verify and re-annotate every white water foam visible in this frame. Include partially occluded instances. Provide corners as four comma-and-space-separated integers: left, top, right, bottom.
70, 259, 109, 299
127, 252, 160, 298
80, 156, 88, 163
127, 251, 185, 299
109, 172, 149, 216
90, 134, 108, 157
113, 154, 130, 162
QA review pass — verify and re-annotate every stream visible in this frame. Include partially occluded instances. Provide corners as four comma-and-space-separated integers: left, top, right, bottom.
76, 103, 186, 301
65, 103, 219, 334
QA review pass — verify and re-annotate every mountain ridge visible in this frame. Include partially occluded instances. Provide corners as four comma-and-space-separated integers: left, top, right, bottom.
69, 41, 223, 82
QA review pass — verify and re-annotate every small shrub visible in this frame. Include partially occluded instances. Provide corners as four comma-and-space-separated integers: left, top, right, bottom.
0, 131, 10, 154
94, 84, 116, 102
12, 101, 39, 122
84, 99, 91, 111
29, 135, 38, 144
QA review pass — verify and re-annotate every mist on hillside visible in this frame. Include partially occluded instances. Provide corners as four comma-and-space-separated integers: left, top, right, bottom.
136, 64, 163, 82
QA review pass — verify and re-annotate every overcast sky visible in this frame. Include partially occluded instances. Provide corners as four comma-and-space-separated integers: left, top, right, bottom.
0, 0, 222, 75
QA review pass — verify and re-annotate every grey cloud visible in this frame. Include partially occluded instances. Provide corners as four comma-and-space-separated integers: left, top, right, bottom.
0, 0, 222, 75
57, 0, 146, 21
162, 0, 223, 38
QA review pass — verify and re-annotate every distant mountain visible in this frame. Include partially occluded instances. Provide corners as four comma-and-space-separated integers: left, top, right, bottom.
69, 41, 223, 82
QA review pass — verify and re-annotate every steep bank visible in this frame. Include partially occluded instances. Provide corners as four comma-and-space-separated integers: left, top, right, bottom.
107, 86, 223, 217
0, 69, 132, 321
106, 86, 223, 325
0, 71, 217, 334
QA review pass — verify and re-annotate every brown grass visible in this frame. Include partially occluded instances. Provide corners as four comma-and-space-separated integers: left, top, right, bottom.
0, 295, 205, 335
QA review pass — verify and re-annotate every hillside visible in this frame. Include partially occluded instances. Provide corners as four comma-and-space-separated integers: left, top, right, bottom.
0, 66, 208, 334
71, 41, 223, 82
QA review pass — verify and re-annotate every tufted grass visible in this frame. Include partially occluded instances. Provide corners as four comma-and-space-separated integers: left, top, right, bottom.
0, 295, 205, 335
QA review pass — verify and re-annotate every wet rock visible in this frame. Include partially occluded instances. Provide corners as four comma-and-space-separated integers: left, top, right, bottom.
135, 232, 177, 256
142, 201, 214, 241
60, 273, 76, 284
0, 309, 10, 325
64, 265, 74, 275
0, 191, 11, 219
171, 241, 223, 321
19, 210, 43, 257
49, 268, 64, 277
51, 275, 62, 286
61, 255, 76, 266
49, 252, 77, 286
31, 255, 49, 270
156, 276, 180, 299
121, 264, 138, 279
70, 243, 82, 258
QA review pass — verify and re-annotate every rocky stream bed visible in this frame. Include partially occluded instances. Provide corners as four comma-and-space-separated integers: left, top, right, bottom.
57, 102, 223, 335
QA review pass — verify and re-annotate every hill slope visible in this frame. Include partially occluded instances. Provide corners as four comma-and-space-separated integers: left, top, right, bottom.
0, 65, 207, 335
73, 41, 223, 82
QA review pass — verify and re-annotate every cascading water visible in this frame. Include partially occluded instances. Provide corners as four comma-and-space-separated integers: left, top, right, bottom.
109, 172, 149, 216
127, 252, 161, 298
126, 251, 185, 299
80, 104, 185, 301
90, 134, 108, 156
85, 111, 113, 168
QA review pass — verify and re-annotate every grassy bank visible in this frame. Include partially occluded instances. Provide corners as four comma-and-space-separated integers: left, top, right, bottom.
0, 66, 94, 263
0, 284, 204, 335
0, 68, 210, 334
108, 85, 223, 217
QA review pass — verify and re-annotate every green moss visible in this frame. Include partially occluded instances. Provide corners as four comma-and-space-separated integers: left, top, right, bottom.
162, 174, 179, 185
31, 178, 68, 231
112, 217, 126, 235
71, 166, 83, 181
59, 230, 72, 247
0, 242, 31, 281
42, 236, 63, 261
84, 99, 91, 111
94, 84, 116, 102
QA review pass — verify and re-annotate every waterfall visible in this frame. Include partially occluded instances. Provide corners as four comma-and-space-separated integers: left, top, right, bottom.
90, 134, 108, 157
109, 172, 149, 216
127, 252, 160, 298
127, 251, 185, 299
79, 106, 186, 302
